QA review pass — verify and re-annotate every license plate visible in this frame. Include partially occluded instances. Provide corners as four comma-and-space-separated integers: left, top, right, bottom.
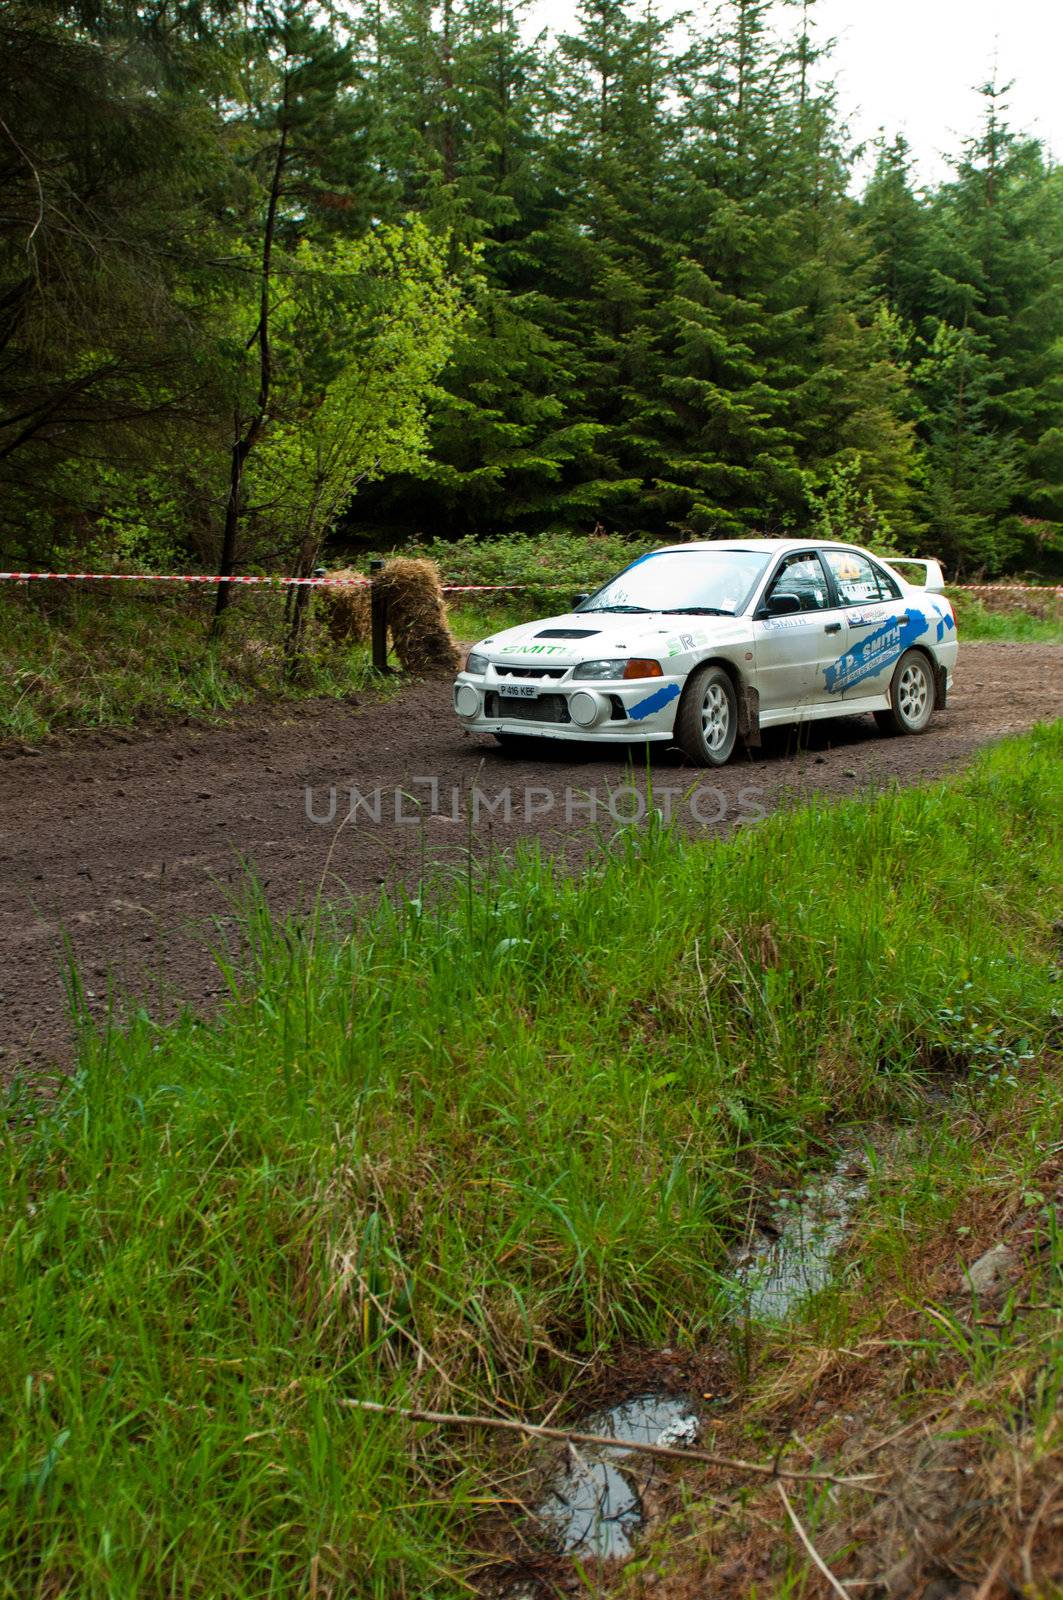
500, 685, 539, 699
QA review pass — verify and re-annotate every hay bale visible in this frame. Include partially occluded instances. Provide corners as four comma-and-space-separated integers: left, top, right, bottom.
378, 556, 461, 674
318, 569, 371, 645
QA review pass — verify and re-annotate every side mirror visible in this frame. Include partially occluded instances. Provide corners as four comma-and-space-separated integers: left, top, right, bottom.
765, 592, 801, 616
572, 591, 590, 610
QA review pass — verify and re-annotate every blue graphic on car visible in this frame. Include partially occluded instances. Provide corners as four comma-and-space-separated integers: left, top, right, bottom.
628, 682, 682, 721
824, 609, 929, 694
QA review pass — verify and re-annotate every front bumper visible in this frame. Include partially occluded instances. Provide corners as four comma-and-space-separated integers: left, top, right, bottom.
453, 671, 685, 741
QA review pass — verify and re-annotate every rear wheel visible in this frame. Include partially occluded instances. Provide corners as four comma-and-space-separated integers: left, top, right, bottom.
874, 649, 935, 735
673, 664, 738, 767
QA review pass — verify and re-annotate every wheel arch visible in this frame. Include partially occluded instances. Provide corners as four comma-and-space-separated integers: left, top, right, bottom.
687, 653, 760, 746
898, 642, 945, 709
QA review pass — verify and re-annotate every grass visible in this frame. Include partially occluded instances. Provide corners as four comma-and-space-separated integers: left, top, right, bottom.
0, 585, 389, 744
947, 587, 1063, 643
1, 724, 1060, 1597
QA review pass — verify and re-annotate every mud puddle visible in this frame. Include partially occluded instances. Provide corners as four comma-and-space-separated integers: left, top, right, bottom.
513, 1146, 871, 1583
730, 1148, 870, 1321
535, 1393, 699, 1560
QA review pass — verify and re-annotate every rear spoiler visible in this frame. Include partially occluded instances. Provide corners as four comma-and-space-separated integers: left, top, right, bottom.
880, 556, 946, 593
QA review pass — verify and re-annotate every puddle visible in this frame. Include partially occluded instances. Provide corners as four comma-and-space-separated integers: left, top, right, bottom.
515, 1149, 870, 1578
730, 1150, 869, 1322
535, 1394, 698, 1560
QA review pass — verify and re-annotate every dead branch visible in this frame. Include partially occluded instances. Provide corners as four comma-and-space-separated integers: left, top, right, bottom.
337, 1397, 886, 1490
972, 1547, 1008, 1600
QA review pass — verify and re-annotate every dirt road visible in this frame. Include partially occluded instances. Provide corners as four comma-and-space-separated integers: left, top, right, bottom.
2, 641, 1061, 1074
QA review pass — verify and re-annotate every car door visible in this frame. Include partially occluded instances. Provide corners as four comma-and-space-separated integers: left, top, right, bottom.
819, 549, 916, 702
751, 551, 843, 717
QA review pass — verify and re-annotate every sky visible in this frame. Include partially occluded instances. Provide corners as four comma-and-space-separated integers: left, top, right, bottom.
524, 0, 1063, 191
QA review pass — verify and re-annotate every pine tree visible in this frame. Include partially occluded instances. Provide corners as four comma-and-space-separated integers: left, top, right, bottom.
0, 1, 232, 561
10, 0, 1060, 575
645, 0, 892, 536
524, 0, 687, 529
867, 84, 1063, 570
861, 135, 931, 324
343, 0, 612, 535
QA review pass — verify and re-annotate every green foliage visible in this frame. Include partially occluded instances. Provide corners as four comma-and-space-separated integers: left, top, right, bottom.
248, 227, 464, 561
0, 726, 1059, 1592
0, 3, 234, 565
862, 87, 1063, 574
383, 527, 652, 589
805, 454, 893, 548
53, 458, 217, 575
945, 589, 1063, 644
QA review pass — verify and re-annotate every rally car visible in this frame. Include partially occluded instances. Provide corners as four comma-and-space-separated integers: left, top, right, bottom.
452, 538, 958, 766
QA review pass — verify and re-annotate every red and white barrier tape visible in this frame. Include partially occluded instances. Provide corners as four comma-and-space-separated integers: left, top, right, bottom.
949, 583, 1063, 597
0, 570, 369, 587
0, 571, 570, 592
0, 570, 1059, 596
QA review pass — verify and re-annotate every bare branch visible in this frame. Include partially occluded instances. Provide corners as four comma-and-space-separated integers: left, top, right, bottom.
337, 1398, 886, 1490
0, 116, 45, 258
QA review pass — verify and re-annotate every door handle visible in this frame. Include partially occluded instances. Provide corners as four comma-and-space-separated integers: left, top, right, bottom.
824, 621, 842, 634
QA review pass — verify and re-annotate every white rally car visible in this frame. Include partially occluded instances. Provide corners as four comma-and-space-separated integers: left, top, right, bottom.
452, 538, 958, 765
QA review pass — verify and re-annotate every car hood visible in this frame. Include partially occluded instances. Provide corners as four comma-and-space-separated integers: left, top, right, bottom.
473, 610, 748, 667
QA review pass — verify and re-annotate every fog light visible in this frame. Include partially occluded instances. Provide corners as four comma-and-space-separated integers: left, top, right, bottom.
569, 689, 607, 728
454, 682, 481, 718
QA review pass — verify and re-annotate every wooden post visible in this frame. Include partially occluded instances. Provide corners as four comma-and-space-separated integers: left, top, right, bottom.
370, 559, 389, 672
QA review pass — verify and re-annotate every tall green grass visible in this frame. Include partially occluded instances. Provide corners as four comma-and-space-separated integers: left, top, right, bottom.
1, 726, 1060, 1596
947, 588, 1063, 643
0, 586, 386, 743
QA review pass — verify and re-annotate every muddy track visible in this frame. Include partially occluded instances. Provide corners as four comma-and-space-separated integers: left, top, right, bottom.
1, 641, 1060, 1076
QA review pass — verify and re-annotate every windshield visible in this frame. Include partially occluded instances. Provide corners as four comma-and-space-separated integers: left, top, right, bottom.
578, 549, 771, 617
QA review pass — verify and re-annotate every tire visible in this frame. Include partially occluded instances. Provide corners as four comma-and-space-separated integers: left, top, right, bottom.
874, 649, 935, 736
673, 663, 738, 767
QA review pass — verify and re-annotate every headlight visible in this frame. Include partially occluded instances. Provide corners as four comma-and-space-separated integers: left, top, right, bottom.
572, 658, 663, 680
572, 659, 628, 679
464, 651, 488, 675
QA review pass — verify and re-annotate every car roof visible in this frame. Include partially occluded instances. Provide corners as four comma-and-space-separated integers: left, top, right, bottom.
652, 537, 866, 555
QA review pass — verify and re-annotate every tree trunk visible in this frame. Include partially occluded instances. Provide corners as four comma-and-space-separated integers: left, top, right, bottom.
212, 118, 289, 634
283, 496, 325, 679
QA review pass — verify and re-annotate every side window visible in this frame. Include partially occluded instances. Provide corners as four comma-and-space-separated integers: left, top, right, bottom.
823, 550, 893, 605
766, 552, 830, 611
869, 560, 901, 600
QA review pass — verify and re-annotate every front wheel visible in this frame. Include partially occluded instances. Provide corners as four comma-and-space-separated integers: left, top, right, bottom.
673, 664, 738, 766
874, 649, 935, 736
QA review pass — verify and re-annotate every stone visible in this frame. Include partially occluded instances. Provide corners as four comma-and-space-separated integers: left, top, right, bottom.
961, 1242, 1015, 1298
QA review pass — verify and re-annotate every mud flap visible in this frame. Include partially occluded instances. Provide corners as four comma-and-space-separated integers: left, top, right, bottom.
738, 684, 761, 748
934, 665, 948, 709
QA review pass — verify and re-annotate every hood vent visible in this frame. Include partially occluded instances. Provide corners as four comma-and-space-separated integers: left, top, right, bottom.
534, 628, 600, 639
